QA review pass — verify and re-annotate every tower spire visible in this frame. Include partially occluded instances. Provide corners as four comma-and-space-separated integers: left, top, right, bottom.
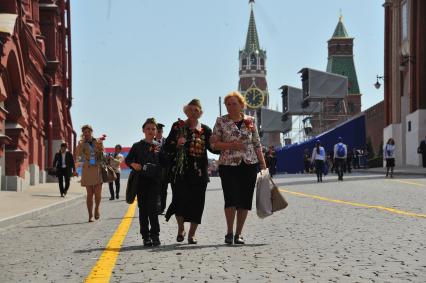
332, 13, 349, 38
244, 3, 260, 53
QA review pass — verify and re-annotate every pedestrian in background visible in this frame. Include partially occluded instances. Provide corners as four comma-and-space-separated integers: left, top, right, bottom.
303, 148, 311, 173
155, 123, 169, 214
265, 145, 277, 177
212, 91, 267, 245
126, 118, 165, 247
418, 136, 426, 168
108, 144, 124, 200
75, 125, 105, 222
346, 148, 353, 173
52, 142, 75, 197
334, 137, 347, 181
384, 138, 396, 178
311, 140, 325, 182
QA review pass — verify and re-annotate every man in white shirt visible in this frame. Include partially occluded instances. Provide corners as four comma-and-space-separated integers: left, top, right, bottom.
108, 144, 124, 200
333, 137, 347, 181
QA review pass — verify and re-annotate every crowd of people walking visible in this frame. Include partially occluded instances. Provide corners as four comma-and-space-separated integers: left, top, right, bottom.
62, 92, 268, 247
51, 90, 414, 245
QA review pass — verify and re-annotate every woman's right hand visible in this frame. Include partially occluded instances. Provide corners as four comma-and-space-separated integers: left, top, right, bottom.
230, 140, 245, 151
131, 163, 142, 171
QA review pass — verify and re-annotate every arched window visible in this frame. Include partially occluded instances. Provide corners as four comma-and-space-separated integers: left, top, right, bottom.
250, 53, 257, 66
242, 58, 247, 68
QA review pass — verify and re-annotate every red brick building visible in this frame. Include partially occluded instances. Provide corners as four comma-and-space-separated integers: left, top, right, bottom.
383, 0, 426, 167
365, 101, 385, 157
0, 0, 73, 191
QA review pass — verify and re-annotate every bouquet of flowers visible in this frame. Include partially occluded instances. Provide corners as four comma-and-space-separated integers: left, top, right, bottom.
172, 119, 187, 182
243, 118, 255, 133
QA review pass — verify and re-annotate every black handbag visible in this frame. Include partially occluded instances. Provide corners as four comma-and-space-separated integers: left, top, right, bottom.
126, 170, 139, 204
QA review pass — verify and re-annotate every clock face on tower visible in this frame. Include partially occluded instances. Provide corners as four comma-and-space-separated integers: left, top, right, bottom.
244, 87, 264, 109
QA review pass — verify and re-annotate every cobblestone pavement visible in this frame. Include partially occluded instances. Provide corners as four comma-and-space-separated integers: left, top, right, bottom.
1, 173, 425, 282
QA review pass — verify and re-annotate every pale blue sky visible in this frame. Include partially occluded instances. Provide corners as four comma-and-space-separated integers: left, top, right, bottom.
71, 0, 384, 148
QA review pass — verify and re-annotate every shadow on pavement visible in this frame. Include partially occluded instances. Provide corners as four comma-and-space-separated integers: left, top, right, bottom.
74, 243, 266, 254
24, 221, 89, 228
31, 194, 62, 198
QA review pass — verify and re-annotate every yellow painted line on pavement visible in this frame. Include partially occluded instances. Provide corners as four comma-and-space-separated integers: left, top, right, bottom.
279, 188, 426, 219
85, 201, 137, 283
389, 179, 426, 188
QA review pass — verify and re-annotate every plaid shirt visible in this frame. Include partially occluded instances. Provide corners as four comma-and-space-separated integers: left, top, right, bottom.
212, 114, 262, 166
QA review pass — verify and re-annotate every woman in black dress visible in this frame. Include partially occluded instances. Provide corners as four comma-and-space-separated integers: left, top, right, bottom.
164, 99, 217, 244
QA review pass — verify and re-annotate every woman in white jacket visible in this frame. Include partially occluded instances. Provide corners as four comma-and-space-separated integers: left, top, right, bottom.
311, 140, 326, 182
384, 138, 396, 178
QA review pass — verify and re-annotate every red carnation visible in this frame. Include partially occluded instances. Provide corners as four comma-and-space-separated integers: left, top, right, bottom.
244, 119, 255, 132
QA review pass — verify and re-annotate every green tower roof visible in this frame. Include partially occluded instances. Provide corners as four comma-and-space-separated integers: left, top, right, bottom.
327, 56, 360, 94
332, 16, 349, 38
244, 9, 260, 53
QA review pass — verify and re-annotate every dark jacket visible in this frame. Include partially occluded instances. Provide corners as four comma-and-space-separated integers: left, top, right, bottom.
418, 140, 426, 154
125, 140, 167, 183
265, 152, 277, 174
164, 122, 219, 184
53, 151, 75, 177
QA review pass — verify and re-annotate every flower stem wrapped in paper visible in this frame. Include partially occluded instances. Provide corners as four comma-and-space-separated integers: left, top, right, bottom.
172, 119, 188, 183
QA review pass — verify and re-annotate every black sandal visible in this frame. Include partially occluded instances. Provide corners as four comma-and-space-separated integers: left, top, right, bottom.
176, 232, 186, 242
225, 233, 233, 245
188, 237, 198, 244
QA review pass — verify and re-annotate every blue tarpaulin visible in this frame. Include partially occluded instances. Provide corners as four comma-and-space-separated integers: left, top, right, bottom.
276, 114, 366, 173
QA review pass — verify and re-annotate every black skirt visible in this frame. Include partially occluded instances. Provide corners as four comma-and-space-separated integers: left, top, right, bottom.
386, 158, 395, 168
219, 162, 258, 210
165, 180, 208, 224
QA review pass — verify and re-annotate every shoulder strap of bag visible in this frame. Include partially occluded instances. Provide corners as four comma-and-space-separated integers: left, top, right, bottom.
269, 175, 278, 189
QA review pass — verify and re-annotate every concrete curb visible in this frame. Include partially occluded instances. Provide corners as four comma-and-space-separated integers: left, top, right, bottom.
0, 193, 86, 229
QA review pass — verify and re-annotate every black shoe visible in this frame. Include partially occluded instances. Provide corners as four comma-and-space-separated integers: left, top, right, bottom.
188, 237, 197, 244
225, 233, 233, 245
116, 195, 119, 199
61, 193, 64, 198
152, 237, 161, 246
234, 235, 245, 245
64, 191, 67, 196
143, 238, 152, 247
176, 232, 186, 242
109, 197, 115, 201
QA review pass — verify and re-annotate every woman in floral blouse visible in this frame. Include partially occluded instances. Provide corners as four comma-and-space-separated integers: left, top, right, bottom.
75, 125, 105, 222
211, 91, 267, 245
164, 99, 218, 244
